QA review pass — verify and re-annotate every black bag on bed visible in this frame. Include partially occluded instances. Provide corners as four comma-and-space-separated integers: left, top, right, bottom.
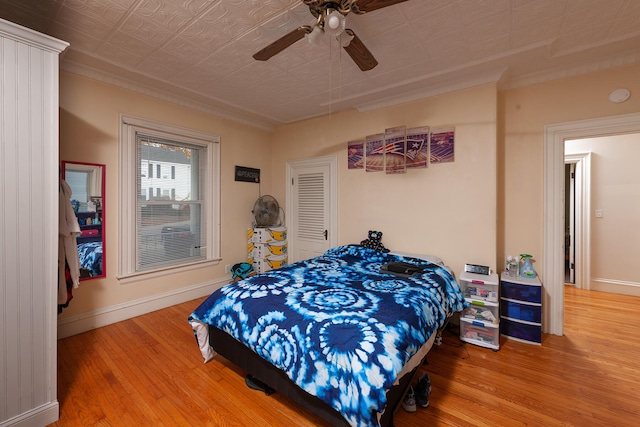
380, 262, 425, 277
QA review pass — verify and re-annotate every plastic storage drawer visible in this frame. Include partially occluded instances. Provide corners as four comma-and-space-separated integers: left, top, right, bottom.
500, 299, 542, 323
460, 318, 499, 350
459, 273, 499, 303
500, 318, 542, 344
461, 302, 499, 325
501, 280, 542, 303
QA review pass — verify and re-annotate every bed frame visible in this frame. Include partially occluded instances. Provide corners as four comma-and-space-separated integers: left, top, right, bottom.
209, 326, 427, 427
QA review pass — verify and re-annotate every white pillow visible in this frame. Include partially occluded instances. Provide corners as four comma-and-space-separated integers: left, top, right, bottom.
389, 250, 444, 266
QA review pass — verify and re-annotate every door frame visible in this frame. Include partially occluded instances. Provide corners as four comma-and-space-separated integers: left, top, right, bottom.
567, 162, 576, 285
564, 152, 591, 290
285, 155, 338, 263
544, 112, 640, 336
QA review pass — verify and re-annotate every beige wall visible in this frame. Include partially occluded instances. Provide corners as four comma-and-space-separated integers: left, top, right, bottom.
271, 63, 640, 282
272, 84, 498, 276
58, 72, 272, 322
499, 63, 640, 278
566, 134, 640, 291
57, 61, 640, 335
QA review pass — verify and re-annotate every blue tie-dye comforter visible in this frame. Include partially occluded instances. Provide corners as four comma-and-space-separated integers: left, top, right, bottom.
189, 245, 466, 427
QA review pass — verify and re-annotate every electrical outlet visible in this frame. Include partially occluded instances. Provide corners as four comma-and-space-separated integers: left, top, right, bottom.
225, 264, 231, 273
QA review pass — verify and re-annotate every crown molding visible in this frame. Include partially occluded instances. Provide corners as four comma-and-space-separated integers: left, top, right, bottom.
60, 48, 640, 128
60, 59, 278, 132
342, 40, 555, 113
501, 51, 640, 91
351, 66, 507, 113
0, 17, 69, 53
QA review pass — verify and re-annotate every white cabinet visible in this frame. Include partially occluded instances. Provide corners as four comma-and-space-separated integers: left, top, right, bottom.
500, 273, 543, 345
459, 272, 500, 350
0, 18, 68, 426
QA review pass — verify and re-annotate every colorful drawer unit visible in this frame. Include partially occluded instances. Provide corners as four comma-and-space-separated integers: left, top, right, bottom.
248, 227, 288, 274
500, 273, 543, 345
459, 271, 500, 350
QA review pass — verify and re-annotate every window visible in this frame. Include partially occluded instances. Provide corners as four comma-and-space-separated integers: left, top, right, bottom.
119, 114, 220, 281
65, 170, 90, 202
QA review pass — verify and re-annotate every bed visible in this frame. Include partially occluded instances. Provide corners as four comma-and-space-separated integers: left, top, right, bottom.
77, 241, 103, 277
189, 244, 466, 427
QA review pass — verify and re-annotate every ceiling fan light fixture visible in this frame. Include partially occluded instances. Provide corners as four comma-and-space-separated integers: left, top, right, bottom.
306, 25, 324, 45
324, 9, 346, 36
340, 30, 354, 47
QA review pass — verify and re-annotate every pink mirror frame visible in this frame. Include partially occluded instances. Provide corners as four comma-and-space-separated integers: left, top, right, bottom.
61, 161, 106, 281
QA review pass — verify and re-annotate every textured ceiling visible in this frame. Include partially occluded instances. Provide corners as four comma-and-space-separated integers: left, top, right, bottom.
1, 0, 639, 129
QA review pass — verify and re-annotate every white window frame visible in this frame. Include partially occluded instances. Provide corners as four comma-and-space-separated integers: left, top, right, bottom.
118, 114, 221, 283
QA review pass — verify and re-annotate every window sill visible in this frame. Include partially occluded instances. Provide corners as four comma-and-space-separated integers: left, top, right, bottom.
117, 258, 221, 285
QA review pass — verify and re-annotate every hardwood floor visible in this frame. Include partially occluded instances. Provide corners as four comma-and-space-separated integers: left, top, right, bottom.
49, 286, 640, 426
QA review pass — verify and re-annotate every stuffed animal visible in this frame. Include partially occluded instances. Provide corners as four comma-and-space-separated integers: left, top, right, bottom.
360, 230, 389, 253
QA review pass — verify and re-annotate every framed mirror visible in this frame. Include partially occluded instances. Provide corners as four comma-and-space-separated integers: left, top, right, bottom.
61, 161, 105, 280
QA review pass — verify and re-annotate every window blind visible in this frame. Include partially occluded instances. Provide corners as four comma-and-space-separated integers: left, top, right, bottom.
135, 134, 206, 270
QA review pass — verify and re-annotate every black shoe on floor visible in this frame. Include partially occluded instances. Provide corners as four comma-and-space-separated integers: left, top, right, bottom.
245, 374, 275, 395
401, 386, 417, 412
415, 373, 431, 408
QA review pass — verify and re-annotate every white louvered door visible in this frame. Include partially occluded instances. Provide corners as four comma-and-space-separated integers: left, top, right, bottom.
286, 156, 337, 263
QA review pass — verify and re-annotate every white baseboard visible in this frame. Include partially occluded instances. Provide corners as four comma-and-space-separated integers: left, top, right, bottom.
591, 277, 640, 297
57, 276, 230, 339
0, 401, 59, 427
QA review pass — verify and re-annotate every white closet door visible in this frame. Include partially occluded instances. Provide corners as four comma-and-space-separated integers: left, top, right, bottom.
286, 156, 337, 263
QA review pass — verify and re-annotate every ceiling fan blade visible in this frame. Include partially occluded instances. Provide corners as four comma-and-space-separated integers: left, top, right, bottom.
253, 26, 311, 61
354, 0, 409, 13
343, 29, 378, 71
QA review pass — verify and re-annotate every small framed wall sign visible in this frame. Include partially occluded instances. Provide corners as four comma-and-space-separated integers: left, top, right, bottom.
235, 166, 260, 183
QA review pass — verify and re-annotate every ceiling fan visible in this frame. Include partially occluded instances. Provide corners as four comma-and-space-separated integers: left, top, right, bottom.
253, 0, 409, 71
